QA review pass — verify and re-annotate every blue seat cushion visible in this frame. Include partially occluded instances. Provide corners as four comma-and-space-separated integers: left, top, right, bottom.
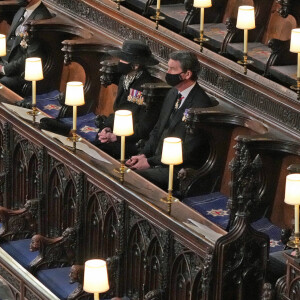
36, 267, 78, 300
183, 192, 229, 229
60, 112, 99, 142
1, 239, 38, 269
28, 90, 62, 118
183, 193, 284, 252
251, 217, 283, 253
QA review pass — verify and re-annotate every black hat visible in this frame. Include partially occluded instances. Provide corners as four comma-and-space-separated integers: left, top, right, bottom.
108, 40, 159, 66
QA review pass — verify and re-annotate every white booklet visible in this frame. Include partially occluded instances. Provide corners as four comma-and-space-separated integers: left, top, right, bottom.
183, 218, 223, 242
2, 103, 45, 122
42, 130, 112, 165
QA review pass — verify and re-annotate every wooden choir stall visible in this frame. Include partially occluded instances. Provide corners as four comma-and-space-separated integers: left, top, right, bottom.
0, 0, 300, 299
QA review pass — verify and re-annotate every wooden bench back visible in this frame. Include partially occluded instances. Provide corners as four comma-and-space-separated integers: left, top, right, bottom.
182, 101, 268, 198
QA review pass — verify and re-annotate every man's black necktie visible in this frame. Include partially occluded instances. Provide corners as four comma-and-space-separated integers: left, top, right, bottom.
14, 9, 26, 35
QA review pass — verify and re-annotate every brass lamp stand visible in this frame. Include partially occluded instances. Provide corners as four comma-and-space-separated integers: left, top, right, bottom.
236, 6, 256, 75
285, 174, 300, 257
83, 259, 110, 300
160, 137, 183, 214
150, 0, 165, 29
290, 29, 300, 100
64, 82, 85, 151
113, 0, 124, 10
113, 110, 134, 184
193, 0, 212, 52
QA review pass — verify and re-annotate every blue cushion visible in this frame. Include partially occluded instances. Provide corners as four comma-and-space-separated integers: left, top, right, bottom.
60, 112, 99, 142
183, 192, 229, 229
251, 218, 283, 253
26, 90, 62, 118
36, 267, 78, 300
1, 239, 38, 269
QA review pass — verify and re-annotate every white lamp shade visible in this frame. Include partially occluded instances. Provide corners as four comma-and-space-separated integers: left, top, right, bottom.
290, 29, 300, 53
24, 57, 43, 81
0, 34, 6, 56
83, 259, 110, 293
161, 137, 183, 165
236, 6, 256, 30
193, 0, 212, 8
113, 110, 134, 136
284, 174, 300, 205
65, 81, 85, 106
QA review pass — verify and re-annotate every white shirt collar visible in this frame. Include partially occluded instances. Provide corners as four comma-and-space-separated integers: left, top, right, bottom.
177, 82, 196, 108
25, 1, 42, 19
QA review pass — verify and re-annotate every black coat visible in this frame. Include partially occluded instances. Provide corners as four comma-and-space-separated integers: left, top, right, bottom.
142, 83, 213, 168
2, 2, 52, 77
104, 70, 161, 143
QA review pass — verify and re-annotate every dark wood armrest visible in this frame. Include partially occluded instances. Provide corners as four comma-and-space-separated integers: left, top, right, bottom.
30, 227, 77, 273
267, 38, 297, 66
100, 59, 121, 87
288, 164, 300, 173
178, 167, 201, 198
0, 198, 39, 241
67, 265, 87, 300
144, 289, 165, 300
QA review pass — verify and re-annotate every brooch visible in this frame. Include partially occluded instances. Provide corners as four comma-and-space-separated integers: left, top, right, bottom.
19, 31, 28, 49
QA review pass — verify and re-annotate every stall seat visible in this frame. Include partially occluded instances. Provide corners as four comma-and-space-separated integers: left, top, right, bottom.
36, 267, 78, 300
183, 194, 283, 253
0, 239, 38, 270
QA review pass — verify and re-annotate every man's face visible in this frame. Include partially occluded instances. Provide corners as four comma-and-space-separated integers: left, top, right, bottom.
167, 59, 183, 75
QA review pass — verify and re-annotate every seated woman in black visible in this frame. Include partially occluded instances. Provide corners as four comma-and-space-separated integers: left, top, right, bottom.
95, 39, 161, 158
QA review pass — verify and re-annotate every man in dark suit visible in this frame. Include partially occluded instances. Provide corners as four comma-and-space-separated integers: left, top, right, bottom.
126, 50, 214, 190
0, 0, 52, 95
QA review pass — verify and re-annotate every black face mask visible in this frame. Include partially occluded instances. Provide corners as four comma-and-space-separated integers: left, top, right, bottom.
165, 72, 184, 87
18, 0, 29, 7
117, 62, 132, 75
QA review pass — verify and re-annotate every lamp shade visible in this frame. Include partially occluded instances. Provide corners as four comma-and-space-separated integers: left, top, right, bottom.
24, 57, 43, 81
193, 0, 212, 8
0, 34, 6, 56
113, 110, 134, 136
65, 81, 85, 106
290, 29, 300, 53
236, 6, 256, 30
83, 259, 110, 293
161, 137, 183, 165
284, 174, 300, 205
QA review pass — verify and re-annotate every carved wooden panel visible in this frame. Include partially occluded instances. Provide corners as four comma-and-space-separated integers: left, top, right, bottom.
126, 217, 165, 299
46, 159, 77, 237
11, 134, 40, 208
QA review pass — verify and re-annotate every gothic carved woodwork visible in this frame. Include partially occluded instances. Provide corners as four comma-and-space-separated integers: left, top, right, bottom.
46, 159, 78, 237
213, 215, 269, 300
30, 227, 77, 273
11, 133, 41, 208
0, 199, 39, 241
277, 0, 300, 26
170, 246, 208, 300
99, 59, 120, 87
84, 187, 118, 260
275, 254, 300, 300
126, 217, 165, 299
228, 141, 262, 229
